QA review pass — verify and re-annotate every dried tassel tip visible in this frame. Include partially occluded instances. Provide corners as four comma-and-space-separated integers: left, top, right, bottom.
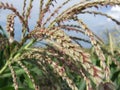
9, 64, 18, 90
17, 61, 39, 90
6, 14, 16, 43
46, 58, 78, 90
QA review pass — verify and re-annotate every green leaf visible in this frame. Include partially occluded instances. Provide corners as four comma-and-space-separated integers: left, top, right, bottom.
0, 25, 3, 31
78, 79, 86, 90
0, 86, 34, 90
0, 86, 14, 90
24, 74, 34, 89
0, 69, 25, 78
0, 25, 7, 38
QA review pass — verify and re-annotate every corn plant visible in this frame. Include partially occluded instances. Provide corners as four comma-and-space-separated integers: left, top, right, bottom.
0, 0, 120, 90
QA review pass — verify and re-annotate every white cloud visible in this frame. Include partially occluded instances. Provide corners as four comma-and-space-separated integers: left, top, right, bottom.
111, 5, 120, 12
107, 5, 120, 21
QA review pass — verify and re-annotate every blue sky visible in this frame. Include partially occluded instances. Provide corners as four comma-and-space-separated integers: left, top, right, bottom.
0, 0, 120, 43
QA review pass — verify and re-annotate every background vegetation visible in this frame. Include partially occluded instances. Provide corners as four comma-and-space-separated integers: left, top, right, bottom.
0, 0, 120, 90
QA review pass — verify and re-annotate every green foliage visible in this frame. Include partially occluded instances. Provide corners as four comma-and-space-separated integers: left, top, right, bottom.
0, 0, 120, 90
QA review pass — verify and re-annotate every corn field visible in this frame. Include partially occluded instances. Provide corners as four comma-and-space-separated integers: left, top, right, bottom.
0, 0, 120, 90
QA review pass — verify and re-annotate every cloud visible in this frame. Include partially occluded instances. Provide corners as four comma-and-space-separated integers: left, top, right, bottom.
107, 5, 120, 21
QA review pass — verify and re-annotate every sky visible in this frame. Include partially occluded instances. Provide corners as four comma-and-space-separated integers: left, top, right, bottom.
0, 0, 120, 44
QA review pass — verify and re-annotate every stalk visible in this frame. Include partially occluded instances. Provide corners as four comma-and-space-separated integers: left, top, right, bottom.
0, 60, 10, 74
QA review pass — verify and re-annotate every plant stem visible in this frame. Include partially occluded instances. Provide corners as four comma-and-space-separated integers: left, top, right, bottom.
0, 60, 9, 74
